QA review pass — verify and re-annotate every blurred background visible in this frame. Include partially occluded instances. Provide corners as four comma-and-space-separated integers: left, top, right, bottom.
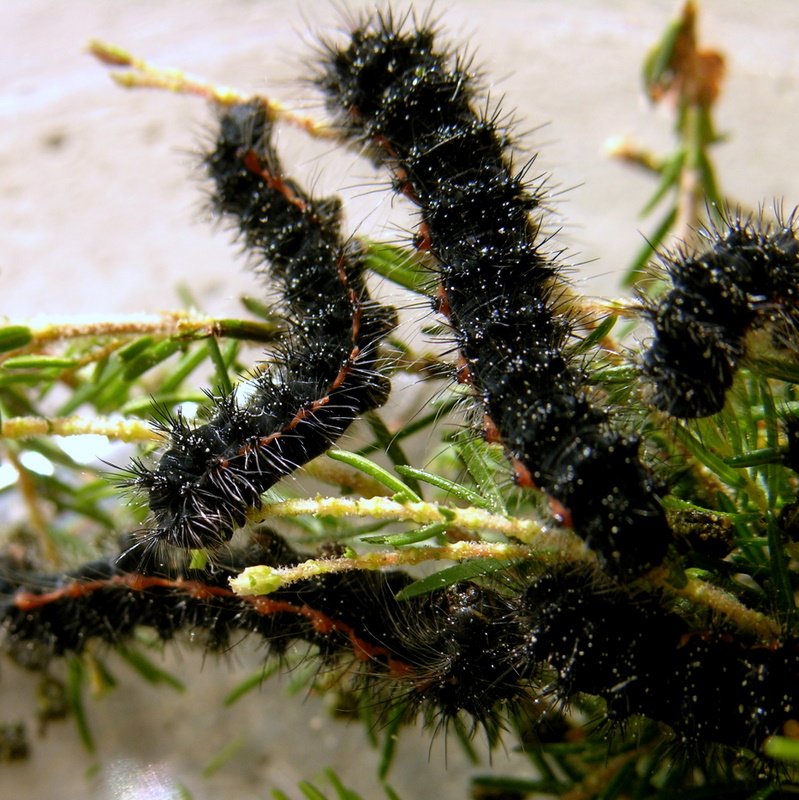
2, 1, 799, 798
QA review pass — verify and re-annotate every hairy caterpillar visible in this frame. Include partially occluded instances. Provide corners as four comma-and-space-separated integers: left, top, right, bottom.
314, 11, 673, 578
3, 528, 799, 774
638, 211, 799, 418
126, 100, 395, 553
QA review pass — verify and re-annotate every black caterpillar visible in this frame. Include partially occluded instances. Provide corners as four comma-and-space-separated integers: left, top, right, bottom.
639, 211, 799, 418
126, 100, 395, 552
315, 11, 673, 578
2, 529, 799, 762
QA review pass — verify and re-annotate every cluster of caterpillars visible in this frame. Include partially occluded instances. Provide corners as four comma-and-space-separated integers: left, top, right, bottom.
4, 8, 799, 786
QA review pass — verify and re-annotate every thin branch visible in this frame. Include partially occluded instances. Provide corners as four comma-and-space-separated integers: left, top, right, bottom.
253, 495, 579, 553
230, 541, 539, 595
0, 311, 280, 364
88, 40, 337, 139
2, 447, 58, 564
1, 416, 161, 444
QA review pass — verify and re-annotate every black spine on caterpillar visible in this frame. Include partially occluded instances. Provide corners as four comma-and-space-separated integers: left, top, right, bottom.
315, 15, 672, 578
127, 101, 396, 552
639, 211, 799, 418
4, 539, 798, 761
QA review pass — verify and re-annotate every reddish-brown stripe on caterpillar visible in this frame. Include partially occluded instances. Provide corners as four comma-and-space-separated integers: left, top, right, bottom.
317, 13, 673, 578
127, 100, 395, 554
